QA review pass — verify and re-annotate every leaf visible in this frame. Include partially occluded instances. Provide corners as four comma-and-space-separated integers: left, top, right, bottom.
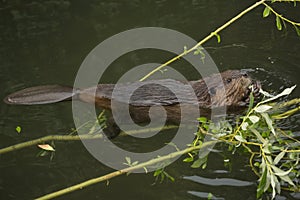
261, 85, 296, 104
241, 122, 249, 131
235, 135, 247, 142
279, 174, 296, 187
163, 171, 175, 182
263, 6, 270, 18
214, 33, 221, 43
294, 25, 300, 37
254, 105, 273, 113
197, 117, 207, 123
246, 93, 254, 114
257, 166, 268, 199
276, 16, 282, 31
261, 113, 276, 135
15, 126, 22, 134
250, 128, 265, 143
265, 170, 271, 192
191, 156, 207, 169
125, 157, 131, 165
249, 115, 260, 124
271, 174, 276, 199
132, 161, 138, 166
259, 88, 274, 98
273, 151, 285, 165
153, 169, 162, 177
38, 144, 55, 151
271, 165, 292, 177
183, 157, 194, 162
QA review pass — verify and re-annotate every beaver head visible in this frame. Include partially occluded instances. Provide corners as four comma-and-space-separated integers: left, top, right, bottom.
193, 70, 261, 108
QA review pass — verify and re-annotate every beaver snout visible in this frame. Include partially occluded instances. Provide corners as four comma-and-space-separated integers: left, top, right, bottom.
242, 81, 261, 103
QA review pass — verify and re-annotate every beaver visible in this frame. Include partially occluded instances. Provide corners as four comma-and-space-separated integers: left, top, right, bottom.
4, 70, 260, 138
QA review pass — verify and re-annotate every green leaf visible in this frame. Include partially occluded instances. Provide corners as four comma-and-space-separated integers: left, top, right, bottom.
261, 85, 296, 104
197, 117, 207, 123
279, 174, 296, 187
214, 33, 221, 43
163, 171, 175, 182
273, 151, 285, 165
235, 135, 247, 142
271, 165, 292, 177
246, 93, 254, 114
15, 126, 22, 134
254, 105, 273, 113
294, 25, 300, 37
270, 174, 277, 199
191, 156, 207, 169
249, 115, 260, 124
250, 128, 265, 143
257, 166, 268, 199
276, 16, 282, 31
183, 157, 194, 162
153, 169, 162, 177
241, 122, 249, 131
261, 113, 276, 136
125, 157, 131, 165
263, 6, 270, 18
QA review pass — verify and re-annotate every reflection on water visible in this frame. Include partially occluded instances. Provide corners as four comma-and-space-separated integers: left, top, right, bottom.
0, 1, 300, 199
183, 175, 254, 187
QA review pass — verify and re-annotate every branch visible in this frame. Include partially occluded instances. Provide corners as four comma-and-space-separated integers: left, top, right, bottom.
35, 140, 218, 200
0, 125, 178, 155
139, 0, 266, 81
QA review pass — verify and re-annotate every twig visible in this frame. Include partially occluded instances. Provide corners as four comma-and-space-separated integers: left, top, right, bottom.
35, 140, 217, 200
0, 125, 178, 155
139, 0, 266, 81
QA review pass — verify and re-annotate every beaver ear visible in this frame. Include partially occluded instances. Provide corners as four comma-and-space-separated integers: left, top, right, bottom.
208, 87, 216, 95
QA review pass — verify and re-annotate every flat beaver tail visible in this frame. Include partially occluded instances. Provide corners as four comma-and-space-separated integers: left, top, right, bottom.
4, 85, 77, 105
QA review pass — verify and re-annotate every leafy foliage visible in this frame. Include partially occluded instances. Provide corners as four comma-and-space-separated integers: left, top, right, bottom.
184, 86, 300, 199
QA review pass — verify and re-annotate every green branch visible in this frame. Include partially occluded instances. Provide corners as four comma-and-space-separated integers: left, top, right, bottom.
139, 0, 266, 81
35, 141, 217, 200
0, 125, 178, 155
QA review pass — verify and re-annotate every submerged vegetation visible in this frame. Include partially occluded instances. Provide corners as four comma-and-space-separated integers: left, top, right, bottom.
1, 0, 300, 199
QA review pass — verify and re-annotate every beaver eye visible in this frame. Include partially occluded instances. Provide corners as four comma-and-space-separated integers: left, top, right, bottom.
209, 88, 216, 95
226, 78, 232, 83
242, 73, 248, 77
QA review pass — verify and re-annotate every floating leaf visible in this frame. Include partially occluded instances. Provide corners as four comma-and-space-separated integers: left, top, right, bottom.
263, 6, 270, 18
249, 115, 260, 124
254, 105, 273, 113
15, 126, 22, 134
276, 16, 282, 31
38, 144, 55, 151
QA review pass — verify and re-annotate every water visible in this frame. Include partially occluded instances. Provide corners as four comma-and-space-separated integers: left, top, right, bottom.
0, 1, 300, 199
